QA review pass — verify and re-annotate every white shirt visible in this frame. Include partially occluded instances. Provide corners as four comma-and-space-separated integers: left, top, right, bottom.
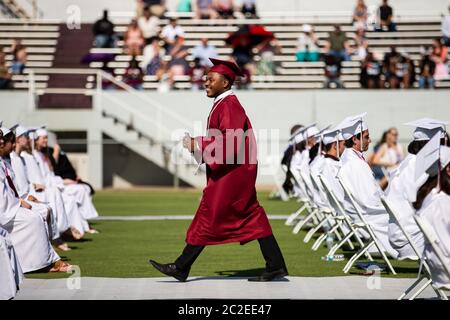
10, 151, 30, 199
161, 24, 185, 42
192, 44, 218, 67
138, 16, 160, 39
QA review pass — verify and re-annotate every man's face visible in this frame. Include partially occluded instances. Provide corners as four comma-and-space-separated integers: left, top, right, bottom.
0, 138, 13, 156
35, 135, 48, 149
205, 72, 228, 98
307, 137, 316, 148
361, 130, 371, 151
0, 133, 4, 149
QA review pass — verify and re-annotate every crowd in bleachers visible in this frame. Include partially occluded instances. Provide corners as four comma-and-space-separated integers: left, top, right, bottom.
0, 39, 28, 90
0, 124, 100, 300
278, 115, 450, 298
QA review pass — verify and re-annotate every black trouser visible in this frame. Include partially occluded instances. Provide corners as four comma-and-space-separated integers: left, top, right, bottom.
174, 234, 287, 273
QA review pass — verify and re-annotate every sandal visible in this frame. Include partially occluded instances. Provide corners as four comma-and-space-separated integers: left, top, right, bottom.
48, 260, 73, 273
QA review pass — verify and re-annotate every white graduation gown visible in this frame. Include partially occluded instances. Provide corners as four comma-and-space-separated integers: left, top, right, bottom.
339, 148, 398, 258
309, 154, 330, 209
0, 161, 60, 273
21, 151, 85, 236
417, 190, 450, 289
7, 154, 58, 240
0, 227, 23, 300
290, 150, 309, 200
385, 154, 424, 260
34, 150, 98, 221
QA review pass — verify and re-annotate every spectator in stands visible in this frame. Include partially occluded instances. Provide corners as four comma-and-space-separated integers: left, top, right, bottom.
323, 54, 343, 88
325, 25, 351, 62
125, 19, 145, 56
0, 51, 13, 90
442, 5, 450, 46
360, 51, 382, 88
241, 0, 258, 19
192, 37, 218, 67
124, 56, 144, 90
214, 0, 235, 19
93, 10, 117, 48
418, 47, 436, 89
194, 0, 219, 19
255, 37, 281, 76
10, 39, 27, 75
188, 57, 206, 91
138, 6, 160, 42
137, 0, 166, 18
370, 127, 403, 189
382, 45, 406, 88
234, 61, 252, 89
295, 24, 320, 62
352, 0, 368, 30
161, 18, 185, 50
231, 26, 254, 72
167, 36, 189, 89
177, 0, 192, 13
405, 55, 416, 88
354, 26, 368, 60
376, 0, 396, 32
431, 38, 449, 80
142, 37, 165, 76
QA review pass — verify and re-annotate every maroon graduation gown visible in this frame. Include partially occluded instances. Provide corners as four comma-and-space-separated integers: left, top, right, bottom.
186, 92, 273, 246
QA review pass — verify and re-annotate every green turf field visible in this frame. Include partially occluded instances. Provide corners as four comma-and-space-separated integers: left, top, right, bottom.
25, 189, 419, 279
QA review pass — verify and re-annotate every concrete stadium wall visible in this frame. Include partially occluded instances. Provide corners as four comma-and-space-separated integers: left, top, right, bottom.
1, 90, 449, 188
14, 0, 449, 22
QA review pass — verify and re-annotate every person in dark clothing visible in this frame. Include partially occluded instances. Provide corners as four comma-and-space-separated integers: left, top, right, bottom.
43, 144, 95, 196
93, 10, 117, 48
377, 0, 396, 32
281, 124, 303, 195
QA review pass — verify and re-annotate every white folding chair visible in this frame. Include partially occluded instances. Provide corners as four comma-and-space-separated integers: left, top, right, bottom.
302, 172, 343, 244
286, 168, 321, 234
381, 197, 448, 300
337, 175, 396, 274
283, 165, 312, 227
414, 214, 450, 297
318, 174, 369, 258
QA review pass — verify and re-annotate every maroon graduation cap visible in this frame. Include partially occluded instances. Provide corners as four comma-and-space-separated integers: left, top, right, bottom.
209, 58, 244, 83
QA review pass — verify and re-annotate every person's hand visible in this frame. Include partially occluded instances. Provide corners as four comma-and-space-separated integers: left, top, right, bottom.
27, 195, 39, 203
182, 133, 195, 153
20, 199, 32, 210
33, 183, 45, 192
54, 143, 61, 153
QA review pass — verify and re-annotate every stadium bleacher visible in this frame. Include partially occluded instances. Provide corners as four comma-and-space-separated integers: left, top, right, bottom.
1, 14, 450, 94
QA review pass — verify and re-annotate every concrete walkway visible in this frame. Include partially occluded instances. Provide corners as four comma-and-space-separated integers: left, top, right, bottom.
15, 276, 448, 300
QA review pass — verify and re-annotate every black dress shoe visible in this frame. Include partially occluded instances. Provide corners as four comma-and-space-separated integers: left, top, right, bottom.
149, 260, 189, 282
248, 268, 288, 282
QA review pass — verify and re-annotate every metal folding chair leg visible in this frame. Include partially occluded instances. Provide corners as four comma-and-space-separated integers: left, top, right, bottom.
303, 216, 329, 243
409, 278, 434, 300
286, 203, 308, 226
343, 240, 375, 273
397, 276, 428, 300
292, 208, 318, 234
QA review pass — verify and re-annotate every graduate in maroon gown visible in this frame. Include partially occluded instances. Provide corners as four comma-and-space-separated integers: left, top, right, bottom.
150, 58, 288, 282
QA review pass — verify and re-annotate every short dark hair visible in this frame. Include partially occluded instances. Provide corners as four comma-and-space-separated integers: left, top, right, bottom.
344, 133, 361, 148
324, 142, 335, 152
3, 132, 14, 143
407, 135, 450, 155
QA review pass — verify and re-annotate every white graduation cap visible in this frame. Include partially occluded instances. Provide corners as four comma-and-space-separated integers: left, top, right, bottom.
0, 124, 19, 136
406, 132, 441, 202
404, 118, 449, 141
34, 125, 48, 138
304, 125, 320, 140
322, 128, 344, 145
15, 125, 37, 138
289, 123, 316, 144
340, 112, 368, 140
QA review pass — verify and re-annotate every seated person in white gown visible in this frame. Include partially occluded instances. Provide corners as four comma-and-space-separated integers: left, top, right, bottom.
0, 125, 71, 273
338, 113, 398, 258
33, 129, 99, 233
385, 118, 449, 260
412, 144, 450, 290
0, 222, 23, 300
